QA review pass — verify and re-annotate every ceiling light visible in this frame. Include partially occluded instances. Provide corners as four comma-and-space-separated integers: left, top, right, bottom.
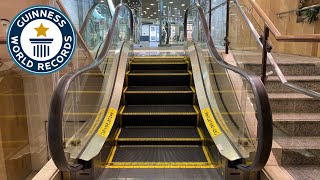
150, 3, 154, 6
154, 12, 157, 14
150, 15, 153, 16
174, 8, 177, 9
146, 7, 150, 9
181, 4, 185, 6
169, 1, 173, 3
147, 17, 150, 18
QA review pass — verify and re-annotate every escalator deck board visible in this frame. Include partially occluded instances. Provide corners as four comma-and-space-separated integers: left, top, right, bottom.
111, 145, 208, 163
118, 127, 200, 139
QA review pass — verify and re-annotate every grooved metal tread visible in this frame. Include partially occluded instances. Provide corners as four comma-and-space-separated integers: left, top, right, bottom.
131, 60, 187, 64
125, 86, 193, 92
112, 145, 208, 162
122, 105, 196, 113
118, 127, 201, 139
128, 70, 190, 74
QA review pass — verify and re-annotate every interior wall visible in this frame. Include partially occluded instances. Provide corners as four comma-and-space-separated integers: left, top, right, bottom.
242, 0, 320, 57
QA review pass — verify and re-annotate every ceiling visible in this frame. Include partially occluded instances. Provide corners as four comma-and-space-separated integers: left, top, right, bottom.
126, 0, 191, 23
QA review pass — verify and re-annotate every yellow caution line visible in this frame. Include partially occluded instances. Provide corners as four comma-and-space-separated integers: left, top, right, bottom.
107, 146, 117, 165
107, 162, 215, 169
68, 91, 105, 94
122, 87, 128, 104
117, 138, 202, 141
116, 145, 201, 148
125, 91, 193, 93
193, 105, 200, 126
119, 106, 125, 127
133, 56, 186, 59
128, 73, 190, 76
121, 112, 197, 116
131, 62, 187, 64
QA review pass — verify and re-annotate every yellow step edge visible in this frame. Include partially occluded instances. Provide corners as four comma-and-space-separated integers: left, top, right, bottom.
106, 162, 215, 169
121, 112, 197, 116
133, 56, 186, 59
130, 62, 188, 64
117, 138, 202, 141
68, 91, 105, 94
127, 73, 190, 76
124, 91, 193, 94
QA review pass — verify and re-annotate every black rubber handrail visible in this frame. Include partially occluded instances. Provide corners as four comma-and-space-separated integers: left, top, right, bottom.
184, 3, 272, 172
48, 3, 133, 172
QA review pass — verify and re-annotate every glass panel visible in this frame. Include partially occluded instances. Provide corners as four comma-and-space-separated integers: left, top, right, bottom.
228, 0, 264, 69
60, 6, 131, 168
82, 4, 113, 56
186, 6, 260, 166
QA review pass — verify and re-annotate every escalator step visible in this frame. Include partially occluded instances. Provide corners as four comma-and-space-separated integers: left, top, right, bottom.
127, 70, 191, 86
130, 62, 188, 70
117, 127, 202, 145
124, 86, 194, 105
121, 105, 198, 126
111, 145, 208, 162
123, 105, 196, 113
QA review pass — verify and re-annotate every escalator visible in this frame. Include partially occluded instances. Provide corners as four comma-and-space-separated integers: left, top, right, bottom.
109, 56, 210, 168
48, 3, 272, 180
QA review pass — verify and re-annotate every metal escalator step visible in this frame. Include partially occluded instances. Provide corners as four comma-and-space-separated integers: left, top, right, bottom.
127, 70, 191, 86
119, 127, 200, 138
130, 62, 188, 70
117, 127, 202, 145
129, 70, 190, 74
111, 145, 208, 163
121, 105, 198, 126
123, 105, 196, 113
126, 86, 192, 92
124, 86, 194, 105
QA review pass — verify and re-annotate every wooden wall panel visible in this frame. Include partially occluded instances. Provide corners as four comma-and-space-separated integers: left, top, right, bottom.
241, 0, 320, 57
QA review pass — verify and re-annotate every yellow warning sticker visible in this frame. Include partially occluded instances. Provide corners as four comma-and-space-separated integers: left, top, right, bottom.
201, 107, 221, 138
86, 108, 106, 137
98, 107, 117, 138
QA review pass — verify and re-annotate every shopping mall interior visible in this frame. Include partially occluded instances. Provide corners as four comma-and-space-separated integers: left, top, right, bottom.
0, 0, 320, 179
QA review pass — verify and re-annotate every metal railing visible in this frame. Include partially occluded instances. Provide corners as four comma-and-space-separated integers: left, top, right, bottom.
48, 3, 133, 171
249, 0, 320, 42
230, 0, 320, 100
276, 4, 320, 16
184, 3, 273, 172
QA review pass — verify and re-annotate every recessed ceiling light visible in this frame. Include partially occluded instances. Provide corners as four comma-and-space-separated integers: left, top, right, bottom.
146, 7, 150, 9
174, 8, 177, 9
172, 15, 174, 16
181, 4, 185, 6
147, 17, 150, 18
154, 12, 157, 14
150, 15, 153, 16
169, 2, 173, 3
150, 3, 154, 6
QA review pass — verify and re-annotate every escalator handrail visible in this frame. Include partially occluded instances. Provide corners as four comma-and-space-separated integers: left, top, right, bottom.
48, 3, 133, 172
184, 3, 273, 171
79, 3, 113, 36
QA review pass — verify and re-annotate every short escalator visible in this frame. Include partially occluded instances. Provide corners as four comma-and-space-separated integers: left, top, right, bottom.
108, 56, 212, 168
47, 2, 273, 180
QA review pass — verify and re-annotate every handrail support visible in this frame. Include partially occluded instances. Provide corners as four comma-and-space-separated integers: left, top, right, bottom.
261, 25, 271, 84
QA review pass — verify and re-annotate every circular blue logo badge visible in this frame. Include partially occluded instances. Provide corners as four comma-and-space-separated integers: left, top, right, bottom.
7, 6, 76, 75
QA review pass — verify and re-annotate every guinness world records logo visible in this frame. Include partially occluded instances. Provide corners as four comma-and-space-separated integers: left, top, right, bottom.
7, 6, 76, 75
